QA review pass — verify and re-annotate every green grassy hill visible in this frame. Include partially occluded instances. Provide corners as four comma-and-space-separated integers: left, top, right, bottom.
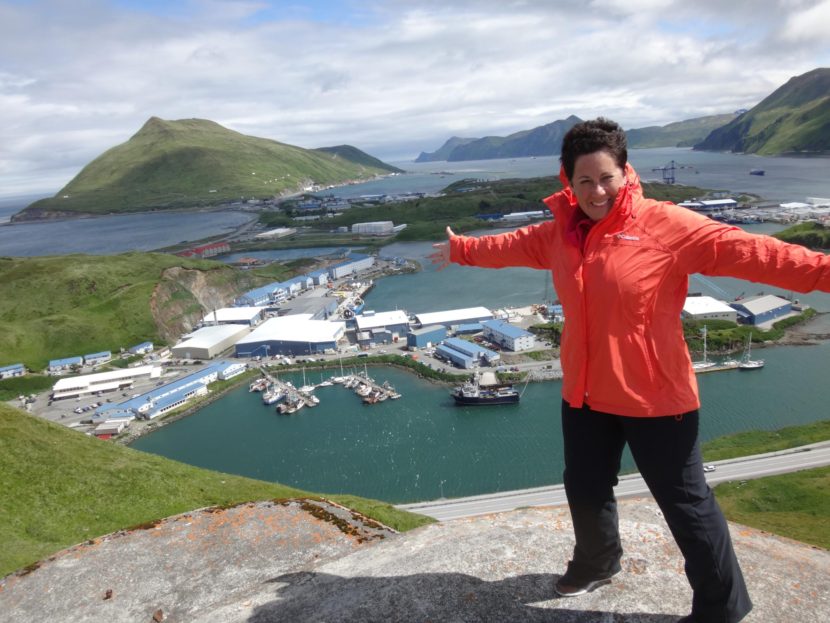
15, 117, 399, 219
695, 68, 830, 155
0, 253, 279, 371
774, 221, 830, 249
626, 114, 738, 148
0, 403, 431, 577
315, 145, 404, 173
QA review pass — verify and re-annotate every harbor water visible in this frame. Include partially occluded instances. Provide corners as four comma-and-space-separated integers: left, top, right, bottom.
131, 341, 830, 504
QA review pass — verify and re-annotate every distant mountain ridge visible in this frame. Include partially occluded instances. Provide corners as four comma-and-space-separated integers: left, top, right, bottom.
415, 117, 582, 162
626, 114, 739, 149
414, 114, 734, 162
14, 118, 401, 221
694, 68, 830, 155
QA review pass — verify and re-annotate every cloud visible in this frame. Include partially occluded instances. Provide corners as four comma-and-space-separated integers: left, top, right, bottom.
0, 0, 827, 196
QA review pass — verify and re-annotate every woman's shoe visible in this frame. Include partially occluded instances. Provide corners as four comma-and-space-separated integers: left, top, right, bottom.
554, 570, 619, 597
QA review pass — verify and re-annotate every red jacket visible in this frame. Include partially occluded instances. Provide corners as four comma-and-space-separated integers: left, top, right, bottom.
450, 165, 830, 417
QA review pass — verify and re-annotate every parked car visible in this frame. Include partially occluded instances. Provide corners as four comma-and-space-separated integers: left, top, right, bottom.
703, 465, 716, 473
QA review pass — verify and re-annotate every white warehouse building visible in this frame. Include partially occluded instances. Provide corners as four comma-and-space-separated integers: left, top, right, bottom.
235, 315, 346, 357
682, 296, 738, 323
172, 325, 250, 360
202, 306, 264, 327
351, 221, 394, 236
51, 365, 162, 400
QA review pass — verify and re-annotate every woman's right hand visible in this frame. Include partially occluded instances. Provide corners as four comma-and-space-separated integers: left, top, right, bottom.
428, 226, 456, 271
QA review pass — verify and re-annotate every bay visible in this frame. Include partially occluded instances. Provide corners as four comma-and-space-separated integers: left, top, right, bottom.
130, 342, 830, 504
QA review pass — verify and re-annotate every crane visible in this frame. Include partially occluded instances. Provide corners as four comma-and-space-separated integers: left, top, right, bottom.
651, 160, 698, 185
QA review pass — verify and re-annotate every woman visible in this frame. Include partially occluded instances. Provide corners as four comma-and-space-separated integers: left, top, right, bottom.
429, 118, 830, 623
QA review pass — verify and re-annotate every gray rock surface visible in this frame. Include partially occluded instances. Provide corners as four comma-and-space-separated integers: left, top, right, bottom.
1, 498, 827, 622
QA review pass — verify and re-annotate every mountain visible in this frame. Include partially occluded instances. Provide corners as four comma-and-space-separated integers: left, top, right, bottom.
14, 118, 401, 220
314, 145, 404, 173
414, 117, 582, 162
415, 137, 478, 162
626, 114, 739, 148
694, 68, 830, 155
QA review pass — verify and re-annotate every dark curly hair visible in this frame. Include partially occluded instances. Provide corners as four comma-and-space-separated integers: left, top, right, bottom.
560, 117, 627, 181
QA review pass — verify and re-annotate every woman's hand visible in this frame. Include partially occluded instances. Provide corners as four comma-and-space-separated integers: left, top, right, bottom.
428, 226, 456, 271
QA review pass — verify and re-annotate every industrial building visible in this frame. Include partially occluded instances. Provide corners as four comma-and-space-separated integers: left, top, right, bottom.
407, 325, 447, 349
83, 351, 112, 366
354, 310, 410, 336
436, 337, 500, 369
234, 315, 346, 357
47, 356, 83, 375
730, 294, 793, 326
351, 221, 394, 236
328, 253, 375, 280
51, 365, 162, 400
93, 361, 245, 422
0, 363, 25, 379
128, 341, 154, 355
308, 269, 330, 287
202, 306, 264, 327
481, 320, 536, 352
678, 199, 738, 212
414, 307, 493, 328
254, 227, 296, 240
172, 325, 250, 360
682, 296, 738, 323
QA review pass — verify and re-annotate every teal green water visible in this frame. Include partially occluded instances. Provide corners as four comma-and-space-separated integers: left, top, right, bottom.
131, 223, 830, 504
131, 342, 830, 504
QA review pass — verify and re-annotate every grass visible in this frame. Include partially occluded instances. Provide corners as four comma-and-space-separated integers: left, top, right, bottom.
775, 222, 830, 250
21, 117, 397, 217
703, 419, 830, 549
263, 174, 710, 242
701, 419, 830, 461
0, 402, 434, 578
0, 253, 298, 371
715, 468, 830, 549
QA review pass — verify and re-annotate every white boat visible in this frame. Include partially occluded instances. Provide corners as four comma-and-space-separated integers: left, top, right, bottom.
262, 388, 284, 405
692, 325, 717, 371
739, 333, 765, 370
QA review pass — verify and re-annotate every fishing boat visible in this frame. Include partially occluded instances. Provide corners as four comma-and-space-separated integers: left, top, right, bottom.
452, 371, 519, 406
739, 333, 765, 370
262, 387, 284, 405
249, 378, 267, 392
749, 169, 765, 176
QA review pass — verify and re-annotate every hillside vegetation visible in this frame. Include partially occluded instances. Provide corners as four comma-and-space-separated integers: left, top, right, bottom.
16, 117, 399, 219
0, 253, 288, 370
0, 403, 432, 578
263, 175, 710, 241
774, 221, 830, 249
695, 68, 830, 155
626, 114, 738, 148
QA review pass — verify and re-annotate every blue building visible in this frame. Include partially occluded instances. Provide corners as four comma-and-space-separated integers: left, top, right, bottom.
453, 323, 483, 335
442, 337, 501, 365
481, 320, 536, 351
730, 294, 792, 326
0, 363, 25, 379
407, 325, 447, 349
48, 356, 83, 375
84, 351, 112, 366
128, 341, 154, 355
434, 344, 476, 369
93, 361, 245, 421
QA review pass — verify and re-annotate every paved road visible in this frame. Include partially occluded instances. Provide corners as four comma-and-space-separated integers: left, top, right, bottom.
398, 442, 830, 521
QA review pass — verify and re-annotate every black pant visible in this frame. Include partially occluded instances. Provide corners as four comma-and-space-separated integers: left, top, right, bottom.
561, 400, 752, 623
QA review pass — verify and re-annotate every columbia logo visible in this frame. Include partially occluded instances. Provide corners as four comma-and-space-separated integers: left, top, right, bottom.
616, 233, 640, 241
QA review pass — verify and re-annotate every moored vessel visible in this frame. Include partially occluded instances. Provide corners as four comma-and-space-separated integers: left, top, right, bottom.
452, 371, 520, 406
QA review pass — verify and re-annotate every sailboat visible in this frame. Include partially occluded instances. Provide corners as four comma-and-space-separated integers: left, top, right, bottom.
692, 325, 717, 371
738, 333, 764, 370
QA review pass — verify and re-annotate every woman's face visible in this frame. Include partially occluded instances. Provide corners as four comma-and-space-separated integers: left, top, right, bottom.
571, 150, 625, 221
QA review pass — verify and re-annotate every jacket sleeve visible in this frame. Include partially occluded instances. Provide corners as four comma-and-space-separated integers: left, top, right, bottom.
450, 221, 557, 270
665, 205, 830, 293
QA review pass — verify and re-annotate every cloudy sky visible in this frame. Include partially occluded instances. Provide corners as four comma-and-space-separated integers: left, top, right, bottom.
1, 0, 828, 197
